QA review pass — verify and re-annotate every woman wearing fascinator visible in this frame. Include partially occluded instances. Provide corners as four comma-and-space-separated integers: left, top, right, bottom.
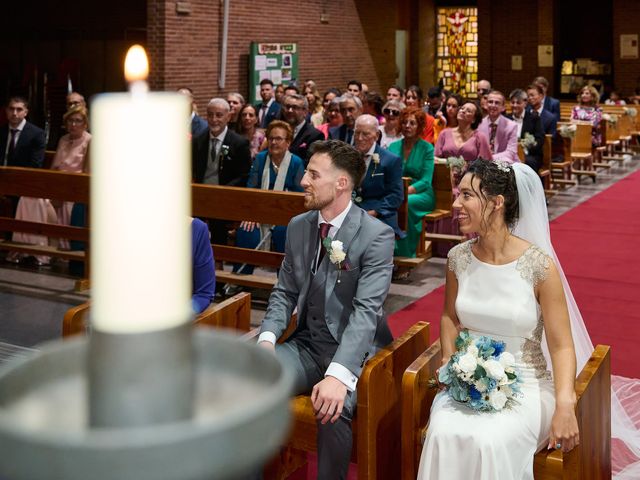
418, 159, 640, 479
418, 159, 583, 479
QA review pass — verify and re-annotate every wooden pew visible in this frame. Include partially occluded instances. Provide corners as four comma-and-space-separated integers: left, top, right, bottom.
264, 321, 431, 480
62, 291, 252, 337
395, 177, 431, 269
519, 136, 554, 198
422, 162, 465, 251
401, 342, 611, 480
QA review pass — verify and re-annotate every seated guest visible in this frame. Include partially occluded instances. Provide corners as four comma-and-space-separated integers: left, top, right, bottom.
192, 98, 252, 246
281, 94, 324, 164
352, 114, 404, 238
604, 90, 626, 105
387, 85, 405, 103
347, 79, 363, 98
226, 92, 245, 132
274, 84, 285, 104
388, 107, 435, 260
434, 93, 463, 141
363, 91, 385, 125
571, 85, 603, 147
533, 75, 561, 122
1, 96, 45, 169
178, 87, 208, 139
303, 83, 324, 128
236, 104, 265, 159
478, 90, 519, 163
435, 100, 492, 192
527, 83, 557, 137
234, 120, 304, 274
50, 105, 92, 250
379, 99, 405, 149
256, 79, 281, 129
329, 93, 362, 144
506, 89, 545, 171
426, 87, 445, 117
317, 95, 343, 139
191, 217, 216, 314
405, 85, 435, 144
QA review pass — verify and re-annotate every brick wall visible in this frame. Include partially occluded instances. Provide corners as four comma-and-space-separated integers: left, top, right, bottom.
613, 0, 640, 97
148, 0, 397, 113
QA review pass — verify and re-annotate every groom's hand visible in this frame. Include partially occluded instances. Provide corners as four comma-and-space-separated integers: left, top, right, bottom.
311, 376, 347, 425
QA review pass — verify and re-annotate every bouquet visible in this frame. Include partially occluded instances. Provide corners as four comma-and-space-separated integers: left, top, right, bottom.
623, 107, 638, 117
436, 330, 522, 412
558, 123, 577, 138
602, 113, 618, 125
446, 156, 466, 170
519, 132, 537, 154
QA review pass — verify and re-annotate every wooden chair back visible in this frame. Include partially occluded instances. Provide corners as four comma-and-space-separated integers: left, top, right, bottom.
62, 292, 252, 337
401, 342, 612, 480
559, 103, 576, 121
432, 163, 454, 213
397, 177, 411, 233
517, 143, 526, 162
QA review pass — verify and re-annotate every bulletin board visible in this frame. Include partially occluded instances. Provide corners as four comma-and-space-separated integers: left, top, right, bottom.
249, 42, 299, 103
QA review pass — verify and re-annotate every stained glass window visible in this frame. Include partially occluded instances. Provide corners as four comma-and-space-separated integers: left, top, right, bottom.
436, 7, 479, 97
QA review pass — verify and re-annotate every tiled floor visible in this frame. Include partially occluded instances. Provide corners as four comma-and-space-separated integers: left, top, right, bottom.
1, 158, 638, 348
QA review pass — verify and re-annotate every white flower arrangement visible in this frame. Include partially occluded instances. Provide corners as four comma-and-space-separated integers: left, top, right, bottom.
494, 160, 512, 173
519, 132, 537, 154
435, 330, 523, 412
558, 123, 577, 138
602, 113, 618, 125
446, 156, 465, 170
623, 107, 638, 117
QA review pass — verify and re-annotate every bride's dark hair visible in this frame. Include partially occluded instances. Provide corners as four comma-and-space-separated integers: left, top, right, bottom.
466, 159, 519, 229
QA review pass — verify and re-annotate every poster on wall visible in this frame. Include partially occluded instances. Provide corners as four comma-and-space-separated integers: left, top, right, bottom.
249, 43, 299, 103
620, 34, 638, 59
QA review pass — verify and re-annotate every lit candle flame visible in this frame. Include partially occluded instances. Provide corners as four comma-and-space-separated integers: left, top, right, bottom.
124, 45, 149, 84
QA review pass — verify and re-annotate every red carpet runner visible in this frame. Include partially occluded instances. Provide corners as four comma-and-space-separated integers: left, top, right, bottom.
390, 169, 640, 378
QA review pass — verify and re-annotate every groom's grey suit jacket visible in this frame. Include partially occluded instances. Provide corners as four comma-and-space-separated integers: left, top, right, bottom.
260, 204, 395, 378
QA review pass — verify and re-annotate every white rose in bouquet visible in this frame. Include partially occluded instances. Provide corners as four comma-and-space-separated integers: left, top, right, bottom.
483, 359, 506, 381
457, 352, 478, 374
498, 351, 516, 370
488, 389, 508, 410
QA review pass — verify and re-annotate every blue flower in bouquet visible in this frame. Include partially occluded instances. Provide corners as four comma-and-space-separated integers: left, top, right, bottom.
437, 330, 523, 412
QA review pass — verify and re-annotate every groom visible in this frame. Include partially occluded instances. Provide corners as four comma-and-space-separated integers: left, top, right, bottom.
258, 140, 395, 479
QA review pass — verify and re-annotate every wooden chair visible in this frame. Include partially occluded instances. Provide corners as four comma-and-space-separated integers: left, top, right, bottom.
558, 121, 597, 183
401, 342, 611, 480
539, 134, 554, 198
422, 162, 465, 252
265, 321, 431, 480
62, 292, 253, 337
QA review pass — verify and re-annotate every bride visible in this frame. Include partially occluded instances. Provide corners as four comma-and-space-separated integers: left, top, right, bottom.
417, 160, 580, 479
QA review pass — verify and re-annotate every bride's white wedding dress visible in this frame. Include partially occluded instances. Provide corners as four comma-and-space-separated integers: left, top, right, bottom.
417, 239, 556, 480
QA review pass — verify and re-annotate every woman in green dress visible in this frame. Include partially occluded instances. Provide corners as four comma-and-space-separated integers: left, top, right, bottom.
388, 106, 435, 259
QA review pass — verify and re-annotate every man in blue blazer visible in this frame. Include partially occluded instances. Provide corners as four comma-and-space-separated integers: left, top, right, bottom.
352, 114, 404, 237
527, 84, 557, 137
255, 79, 281, 128
534, 76, 561, 122
329, 94, 362, 145
1, 96, 45, 168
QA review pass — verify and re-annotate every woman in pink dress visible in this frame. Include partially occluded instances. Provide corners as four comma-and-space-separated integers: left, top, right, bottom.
435, 101, 492, 193
51, 105, 91, 249
430, 101, 492, 256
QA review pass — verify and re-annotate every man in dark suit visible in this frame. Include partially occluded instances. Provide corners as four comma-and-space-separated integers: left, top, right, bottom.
192, 98, 251, 245
534, 76, 561, 122
329, 94, 362, 145
255, 79, 281, 129
352, 114, 404, 237
178, 87, 208, 139
281, 93, 324, 164
258, 140, 394, 479
507, 89, 545, 171
1, 96, 45, 168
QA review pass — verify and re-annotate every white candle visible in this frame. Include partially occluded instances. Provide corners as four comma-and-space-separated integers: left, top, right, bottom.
90, 45, 192, 333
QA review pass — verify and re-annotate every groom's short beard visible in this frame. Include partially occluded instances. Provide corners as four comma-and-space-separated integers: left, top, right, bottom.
304, 194, 332, 211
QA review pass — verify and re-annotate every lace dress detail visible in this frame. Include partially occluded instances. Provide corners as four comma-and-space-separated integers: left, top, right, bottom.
447, 240, 473, 278
516, 245, 551, 287
521, 318, 552, 380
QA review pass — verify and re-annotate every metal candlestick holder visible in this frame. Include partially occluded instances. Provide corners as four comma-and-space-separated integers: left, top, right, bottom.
0, 326, 292, 480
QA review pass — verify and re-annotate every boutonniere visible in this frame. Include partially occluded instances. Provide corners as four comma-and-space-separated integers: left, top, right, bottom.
371, 153, 380, 175
221, 144, 230, 158
322, 237, 350, 282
